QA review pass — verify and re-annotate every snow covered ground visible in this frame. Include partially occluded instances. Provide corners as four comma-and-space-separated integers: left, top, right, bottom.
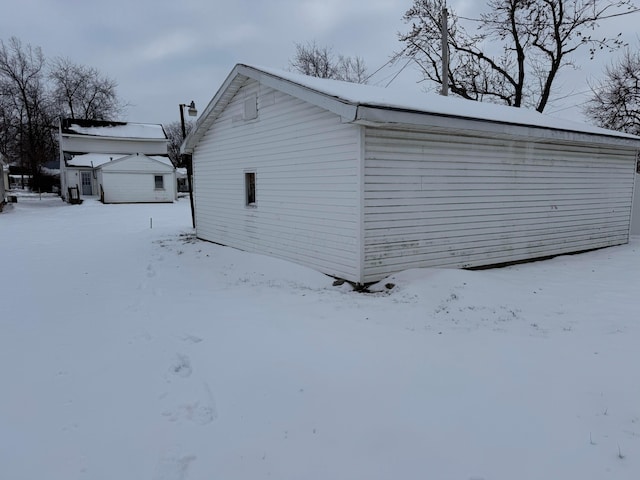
1, 193, 639, 480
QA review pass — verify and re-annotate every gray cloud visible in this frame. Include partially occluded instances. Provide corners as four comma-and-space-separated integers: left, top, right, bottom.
1, 0, 638, 125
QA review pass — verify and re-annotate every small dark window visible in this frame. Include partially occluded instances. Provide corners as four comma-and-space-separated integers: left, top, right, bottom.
245, 172, 256, 205
155, 175, 164, 190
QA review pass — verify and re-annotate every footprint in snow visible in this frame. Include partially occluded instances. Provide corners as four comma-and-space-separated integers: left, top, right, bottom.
147, 264, 156, 278
161, 381, 218, 426
181, 334, 203, 344
153, 450, 196, 480
169, 353, 192, 378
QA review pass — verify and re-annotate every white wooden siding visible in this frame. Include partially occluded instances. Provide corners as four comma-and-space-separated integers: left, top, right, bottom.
632, 173, 640, 235
363, 128, 635, 282
101, 172, 174, 203
99, 156, 175, 203
193, 79, 362, 282
64, 168, 94, 196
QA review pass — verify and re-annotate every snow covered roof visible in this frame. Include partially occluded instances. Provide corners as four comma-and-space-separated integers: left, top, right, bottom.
61, 119, 167, 140
68, 153, 173, 168
67, 153, 122, 167
147, 156, 174, 167
183, 63, 640, 153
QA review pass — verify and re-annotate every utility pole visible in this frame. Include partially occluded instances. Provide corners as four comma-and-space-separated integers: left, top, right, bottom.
179, 101, 197, 228
441, 4, 449, 96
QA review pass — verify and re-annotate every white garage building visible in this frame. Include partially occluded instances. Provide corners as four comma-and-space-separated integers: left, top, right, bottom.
182, 64, 640, 285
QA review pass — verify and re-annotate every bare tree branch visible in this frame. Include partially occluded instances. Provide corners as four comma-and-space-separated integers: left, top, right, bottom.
585, 48, 640, 134
49, 57, 125, 120
398, 0, 635, 112
164, 120, 194, 167
289, 41, 368, 84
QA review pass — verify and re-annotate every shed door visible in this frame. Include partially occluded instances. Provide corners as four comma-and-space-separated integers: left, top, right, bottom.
81, 171, 92, 196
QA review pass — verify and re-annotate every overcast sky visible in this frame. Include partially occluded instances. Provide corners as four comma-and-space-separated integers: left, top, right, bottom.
1, 0, 638, 127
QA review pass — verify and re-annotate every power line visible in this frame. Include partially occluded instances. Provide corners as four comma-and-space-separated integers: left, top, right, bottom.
596, 7, 640, 20
553, 89, 592, 101
364, 57, 396, 83
385, 58, 414, 88
365, 52, 419, 88
457, 7, 640, 26
546, 98, 591, 115
544, 87, 601, 114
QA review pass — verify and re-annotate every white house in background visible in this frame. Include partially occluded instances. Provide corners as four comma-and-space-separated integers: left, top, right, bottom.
66, 152, 176, 203
182, 64, 640, 285
59, 119, 175, 203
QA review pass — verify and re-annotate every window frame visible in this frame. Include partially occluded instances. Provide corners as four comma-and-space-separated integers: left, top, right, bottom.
245, 171, 256, 207
154, 175, 164, 190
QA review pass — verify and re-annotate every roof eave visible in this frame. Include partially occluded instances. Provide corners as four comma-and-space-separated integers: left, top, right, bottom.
97, 154, 175, 171
181, 65, 248, 155
354, 105, 640, 148
182, 64, 358, 154
62, 133, 167, 142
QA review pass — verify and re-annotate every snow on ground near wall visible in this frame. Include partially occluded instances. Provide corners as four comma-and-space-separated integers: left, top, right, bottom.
1, 194, 639, 480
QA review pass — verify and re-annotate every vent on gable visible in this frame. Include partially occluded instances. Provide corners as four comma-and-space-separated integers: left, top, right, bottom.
243, 95, 257, 120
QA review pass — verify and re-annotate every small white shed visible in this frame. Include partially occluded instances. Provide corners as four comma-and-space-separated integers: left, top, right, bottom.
182, 64, 640, 284
97, 154, 176, 203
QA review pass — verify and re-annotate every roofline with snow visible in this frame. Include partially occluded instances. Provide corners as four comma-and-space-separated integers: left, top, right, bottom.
182, 64, 357, 154
353, 105, 640, 148
66, 152, 173, 168
95, 153, 175, 171
61, 133, 168, 144
60, 118, 168, 140
182, 64, 640, 154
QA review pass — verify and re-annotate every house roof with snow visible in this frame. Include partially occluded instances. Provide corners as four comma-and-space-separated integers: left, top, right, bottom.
68, 153, 173, 168
61, 118, 167, 140
183, 63, 640, 154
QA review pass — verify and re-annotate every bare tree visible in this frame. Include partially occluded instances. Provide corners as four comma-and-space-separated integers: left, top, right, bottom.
290, 41, 368, 83
1, 37, 128, 191
335, 55, 368, 84
164, 120, 194, 167
0, 77, 15, 159
0, 37, 55, 182
49, 57, 125, 120
585, 49, 640, 134
398, 0, 635, 112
